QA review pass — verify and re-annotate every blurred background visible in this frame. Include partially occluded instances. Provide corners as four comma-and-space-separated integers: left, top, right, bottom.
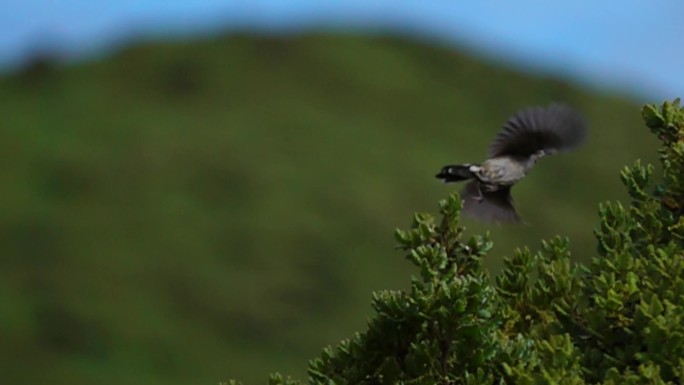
1, 1, 681, 384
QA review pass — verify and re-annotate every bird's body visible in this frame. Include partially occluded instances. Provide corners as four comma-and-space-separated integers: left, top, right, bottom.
478, 156, 534, 185
436, 103, 587, 223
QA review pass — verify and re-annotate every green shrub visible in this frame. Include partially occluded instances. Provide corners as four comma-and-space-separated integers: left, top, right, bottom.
233, 99, 684, 384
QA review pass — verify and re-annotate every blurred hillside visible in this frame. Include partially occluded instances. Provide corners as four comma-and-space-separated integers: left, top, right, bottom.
0, 33, 656, 384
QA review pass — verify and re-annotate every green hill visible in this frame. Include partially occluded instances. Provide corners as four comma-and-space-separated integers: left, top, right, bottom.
0, 33, 656, 384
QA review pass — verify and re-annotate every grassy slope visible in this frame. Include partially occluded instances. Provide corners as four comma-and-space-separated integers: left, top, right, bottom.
0, 33, 656, 384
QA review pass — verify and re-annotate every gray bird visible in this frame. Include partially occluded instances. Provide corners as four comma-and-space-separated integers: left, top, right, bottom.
435, 103, 588, 223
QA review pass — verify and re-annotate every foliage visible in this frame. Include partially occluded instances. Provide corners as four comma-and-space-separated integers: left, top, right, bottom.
235, 99, 684, 384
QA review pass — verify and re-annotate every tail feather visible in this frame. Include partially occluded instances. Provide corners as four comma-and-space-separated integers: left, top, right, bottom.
435, 164, 477, 183
461, 181, 522, 223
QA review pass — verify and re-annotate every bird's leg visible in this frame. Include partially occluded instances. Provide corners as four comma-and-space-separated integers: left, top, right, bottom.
474, 183, 484, 203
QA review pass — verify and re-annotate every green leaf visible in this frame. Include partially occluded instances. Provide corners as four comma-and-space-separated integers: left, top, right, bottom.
643, 103, 665, 129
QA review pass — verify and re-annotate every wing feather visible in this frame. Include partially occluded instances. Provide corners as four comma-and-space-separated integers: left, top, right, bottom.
488, 103, 587, 158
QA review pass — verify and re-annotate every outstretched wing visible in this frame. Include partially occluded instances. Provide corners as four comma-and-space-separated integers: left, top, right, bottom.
488, 103, 588, 158
461, 181, 521, 223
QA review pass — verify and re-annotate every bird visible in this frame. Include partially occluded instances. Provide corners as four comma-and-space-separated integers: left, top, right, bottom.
435, 103, 588, 223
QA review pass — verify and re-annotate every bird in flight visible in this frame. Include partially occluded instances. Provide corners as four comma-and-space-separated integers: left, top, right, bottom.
435, 103, 588, 223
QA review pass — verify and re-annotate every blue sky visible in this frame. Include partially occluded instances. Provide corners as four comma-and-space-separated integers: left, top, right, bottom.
1, 0, 682, 100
